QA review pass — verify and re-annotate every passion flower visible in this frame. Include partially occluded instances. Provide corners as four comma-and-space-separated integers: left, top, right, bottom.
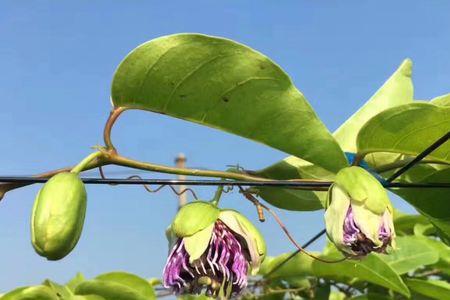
163, 202, 266, 298
324, 166, 395, 257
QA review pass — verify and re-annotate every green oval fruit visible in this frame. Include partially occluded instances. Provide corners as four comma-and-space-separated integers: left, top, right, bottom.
31, 172, 87, 260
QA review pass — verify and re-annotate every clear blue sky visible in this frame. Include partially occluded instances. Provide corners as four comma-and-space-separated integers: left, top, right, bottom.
1, 1, 449, 291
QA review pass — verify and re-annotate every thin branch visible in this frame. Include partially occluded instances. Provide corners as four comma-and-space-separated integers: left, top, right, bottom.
107, 153, 326, 184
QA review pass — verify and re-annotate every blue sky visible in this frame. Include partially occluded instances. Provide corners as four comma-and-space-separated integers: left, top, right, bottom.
1, 1, 449, 291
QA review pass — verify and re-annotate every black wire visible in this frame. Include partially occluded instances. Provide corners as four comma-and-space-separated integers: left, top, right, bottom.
386, 131, 450, 183
0, 177, 332, 187
0, 177, 449, 188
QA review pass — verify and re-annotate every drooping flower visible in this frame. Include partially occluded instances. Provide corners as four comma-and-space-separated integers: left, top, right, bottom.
163, 202, 266, 298
325, 166, 395, 257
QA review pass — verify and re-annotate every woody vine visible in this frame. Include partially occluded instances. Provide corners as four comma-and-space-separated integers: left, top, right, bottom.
0, 33, 449, 300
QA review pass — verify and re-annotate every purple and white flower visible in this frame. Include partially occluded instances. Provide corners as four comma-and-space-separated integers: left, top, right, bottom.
163, 202, 266, 297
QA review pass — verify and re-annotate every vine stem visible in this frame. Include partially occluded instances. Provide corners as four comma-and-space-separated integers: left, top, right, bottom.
71, 152, 104, 174
0, 151, 325, 201
103, 107, 127, 152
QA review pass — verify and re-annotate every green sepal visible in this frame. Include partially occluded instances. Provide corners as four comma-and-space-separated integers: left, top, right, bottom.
184, 223, 215, 263
165, 226, 178, 252
219, 209, 266, 274
334, 166, 391, 215
171, 201, 219, 237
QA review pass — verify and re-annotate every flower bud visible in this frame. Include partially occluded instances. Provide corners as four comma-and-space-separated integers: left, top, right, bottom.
324, 167, 395, 257
163, 202, 266, 298
31, 172, 87, 260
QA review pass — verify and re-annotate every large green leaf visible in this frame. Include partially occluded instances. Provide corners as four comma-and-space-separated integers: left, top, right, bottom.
405, 279, 450, 300
75, 280, 148, 300
312, 254, 410, 297
356, 103, 450, 164
111, 33, 347, 173
334, 59, 413, 153
95, 272, 155, 300
393, 168, 450, 244
261, 252, 409, 297
377, 236, 439, 274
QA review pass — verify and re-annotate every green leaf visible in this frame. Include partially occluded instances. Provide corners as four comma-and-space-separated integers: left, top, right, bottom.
74, 280, 149, 300
111, 33, 347, 173
393, 168, 450, 244
261, 251, 409, 297
377, 236, 439, 274
0, 287, 28, 300
334, 59, 413, 152
248, 60, 412, 210
416, 236, 450, 276
42, 279, 73, 299
260, 253, 314, 279
312, 254, 410, 297
431, 93, 450, 107
0, 286, 58, 300
251, 156, 332, 211
177, 295, 213, 300
405, 279, 450, 300
351, 293, 393, 300
357, 103, 450, 164
95, 272, 155, 300
72, 296, 105, 300
329, 291, 346, 300
66, 273, 86, 292
394, 213, 430, 236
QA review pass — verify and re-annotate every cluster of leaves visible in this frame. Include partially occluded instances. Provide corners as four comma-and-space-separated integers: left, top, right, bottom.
0, 272, 157, 300
1, 213, 448, 300
253, 211, 450, 299
2, 33, 450, 299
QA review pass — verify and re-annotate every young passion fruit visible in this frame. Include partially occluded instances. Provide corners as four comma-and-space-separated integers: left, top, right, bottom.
31, 172, 87, 260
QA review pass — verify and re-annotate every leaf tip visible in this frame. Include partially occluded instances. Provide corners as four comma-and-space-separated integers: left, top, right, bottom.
399, 58, 413, 77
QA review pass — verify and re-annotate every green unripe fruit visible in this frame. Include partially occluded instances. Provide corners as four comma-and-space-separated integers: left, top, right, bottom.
31, 172, 87, 260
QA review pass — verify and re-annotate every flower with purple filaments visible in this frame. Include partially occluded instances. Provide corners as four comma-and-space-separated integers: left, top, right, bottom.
343, 206, 392, 256
324, 167, 396, 257
163, 220, 249, 296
